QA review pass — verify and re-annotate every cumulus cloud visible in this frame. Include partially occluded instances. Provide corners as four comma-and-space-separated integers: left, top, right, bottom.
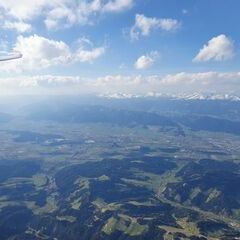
3, 21, 32, 33
0, 0, 134, 30
76, 47, 105, 63
75, 37, 105, 63
130, 14, 181, 40
0, 35, 71, 72
193, 34, 235, 62
45, 0, 134, 29
0, 35, 105, 72
44, 6, 77, 30
103, 0, 133, 12
89, 72, 240, 94
0, 75, 88, 95
134, 51, 159, 70
0, 0, 49, 20
1, 72, 240, 95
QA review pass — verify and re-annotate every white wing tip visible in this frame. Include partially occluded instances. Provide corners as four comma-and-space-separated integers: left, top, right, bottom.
0, 51, 23, 61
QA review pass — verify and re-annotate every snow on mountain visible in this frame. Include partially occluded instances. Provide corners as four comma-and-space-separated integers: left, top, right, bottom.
99, 92, 240, 101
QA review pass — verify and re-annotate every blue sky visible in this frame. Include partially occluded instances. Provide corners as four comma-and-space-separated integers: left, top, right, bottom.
0, 0, 240, 95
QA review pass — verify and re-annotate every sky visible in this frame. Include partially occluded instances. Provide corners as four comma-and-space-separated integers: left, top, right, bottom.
0, 0, 240, 95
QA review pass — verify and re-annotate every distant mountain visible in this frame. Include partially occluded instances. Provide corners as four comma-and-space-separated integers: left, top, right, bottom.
96, 96, 240, 122
177, 115, 240, 135
23, 103, 177, 127
99, 92, 240, 101
0, 112, 12, 123
22, 101, 240, 136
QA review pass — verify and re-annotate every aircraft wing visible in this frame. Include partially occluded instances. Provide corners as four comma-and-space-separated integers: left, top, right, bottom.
0, 52, 22, 61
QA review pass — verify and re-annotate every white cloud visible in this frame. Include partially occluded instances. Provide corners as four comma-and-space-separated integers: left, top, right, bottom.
76, 47, 105, 63
134, 51, 159, 70
103, 0, 133, 12
3, 21, 32, 33
0, 0, 134, 31
0, 0, 50, 20
74, 37, 105, 63
0, 75, 87, 95
0, 35, 105, 72
0, 34, 71, 72
45, 0, 134, 29
1, 71, 240, 95
193, 34, 235, 62
130, 14, 181, 40
89, 72, 240, 94
44, 6, 76, 30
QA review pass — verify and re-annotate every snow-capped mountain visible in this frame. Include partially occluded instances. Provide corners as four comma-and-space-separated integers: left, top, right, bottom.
99, 92, 240, 101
